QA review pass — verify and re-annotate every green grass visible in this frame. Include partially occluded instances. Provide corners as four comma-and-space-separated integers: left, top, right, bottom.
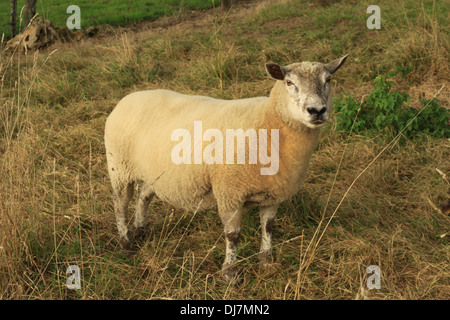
1, 0, 216, 39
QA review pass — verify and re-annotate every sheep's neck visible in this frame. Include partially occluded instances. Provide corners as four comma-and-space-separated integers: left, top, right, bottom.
262, 106, 320, 163
256, 83, 321, 200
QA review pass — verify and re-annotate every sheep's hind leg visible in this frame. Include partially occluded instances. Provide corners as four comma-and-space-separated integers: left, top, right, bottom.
113, 182, 135, 252
219, 206, 243, 286
132, 183, 155, 243
259, 204, 278, 268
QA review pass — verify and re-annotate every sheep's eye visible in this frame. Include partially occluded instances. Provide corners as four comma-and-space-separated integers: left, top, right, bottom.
286, 80, 294, 86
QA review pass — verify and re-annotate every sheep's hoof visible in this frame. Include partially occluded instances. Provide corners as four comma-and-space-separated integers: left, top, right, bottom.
131, 226, 147, 244
259, 251, 275, 269
120, 239, 137, 256
222, 263, 242, 286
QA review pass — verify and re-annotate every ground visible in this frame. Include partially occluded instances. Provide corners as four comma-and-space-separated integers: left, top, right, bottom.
0, 0, 448, 300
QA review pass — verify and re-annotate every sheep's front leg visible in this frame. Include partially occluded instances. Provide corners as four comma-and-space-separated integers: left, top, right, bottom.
259, 204, 278, 268
219, 206, 243, 285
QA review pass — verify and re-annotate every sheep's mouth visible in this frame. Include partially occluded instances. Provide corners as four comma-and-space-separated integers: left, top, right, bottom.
310, 119, 326, 126
304, 119, 327, 129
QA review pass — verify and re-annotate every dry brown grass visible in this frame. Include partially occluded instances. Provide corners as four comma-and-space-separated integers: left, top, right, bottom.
0, 0, 449, 300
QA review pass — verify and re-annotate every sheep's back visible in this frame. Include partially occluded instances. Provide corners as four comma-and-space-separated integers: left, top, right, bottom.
105, 89, 269, 210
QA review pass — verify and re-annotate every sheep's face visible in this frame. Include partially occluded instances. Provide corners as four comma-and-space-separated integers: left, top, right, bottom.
266, 55, 348, 129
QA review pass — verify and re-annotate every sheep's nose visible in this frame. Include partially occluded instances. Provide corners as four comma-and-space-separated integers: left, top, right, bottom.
307, 107, 327, 116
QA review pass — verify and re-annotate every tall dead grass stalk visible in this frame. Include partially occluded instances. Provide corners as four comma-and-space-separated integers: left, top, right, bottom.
294, 84, 445, 299
0, 42, 57, 298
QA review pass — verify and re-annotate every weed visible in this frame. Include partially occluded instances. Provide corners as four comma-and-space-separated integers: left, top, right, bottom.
334, 67, 449, 139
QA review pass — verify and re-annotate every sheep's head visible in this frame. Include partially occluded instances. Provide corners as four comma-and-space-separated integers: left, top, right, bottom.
266, 55, 348, 129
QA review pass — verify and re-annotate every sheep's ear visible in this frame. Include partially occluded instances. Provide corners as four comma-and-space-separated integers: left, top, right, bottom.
265, 63, 286, 80
325, 54, 348, 74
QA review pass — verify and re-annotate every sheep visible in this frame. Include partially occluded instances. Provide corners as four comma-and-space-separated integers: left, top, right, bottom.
104, 54, 348, 284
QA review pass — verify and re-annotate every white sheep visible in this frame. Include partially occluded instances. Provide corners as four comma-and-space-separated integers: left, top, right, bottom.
104, 54, 348, 284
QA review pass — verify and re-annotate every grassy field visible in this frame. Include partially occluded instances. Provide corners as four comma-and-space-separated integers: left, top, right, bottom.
0, 0, 449, 300
1, 0, 215, 39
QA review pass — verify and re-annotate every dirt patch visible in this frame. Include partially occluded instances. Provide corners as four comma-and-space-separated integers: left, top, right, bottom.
5, 16, 99, 53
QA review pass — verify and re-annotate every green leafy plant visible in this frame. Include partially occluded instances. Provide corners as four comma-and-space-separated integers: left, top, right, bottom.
334, 67, 449, 138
